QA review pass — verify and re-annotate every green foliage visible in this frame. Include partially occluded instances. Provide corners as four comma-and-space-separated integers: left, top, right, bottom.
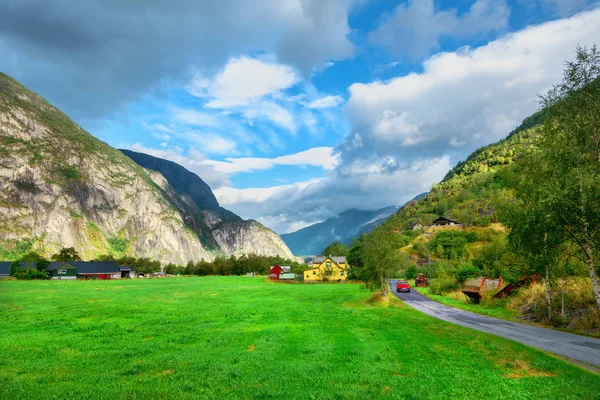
321, 241, 349, 257
0, 239, 34, 261
431, 231, 476, 260
52, 247, 82, 262
456, 264, 482, 284
108, 237, 130, 256
359, 229, 403, 295
59, 165, 83, 181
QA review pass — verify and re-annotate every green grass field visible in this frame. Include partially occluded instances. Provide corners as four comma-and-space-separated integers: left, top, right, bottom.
1, 277, 599, 399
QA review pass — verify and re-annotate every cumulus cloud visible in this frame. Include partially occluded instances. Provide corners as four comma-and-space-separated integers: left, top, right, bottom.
216, 156, 452, 233
307, 95, 345, 109
220, 8, 600, 233
0, 0, 357, 119
369, 0, 511, 60
206, 147, 339, 175
188, 56, 299, 108
345, 8, 600, 169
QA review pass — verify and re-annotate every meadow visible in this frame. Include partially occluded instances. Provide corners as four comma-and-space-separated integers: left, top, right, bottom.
1, 277, 599, 399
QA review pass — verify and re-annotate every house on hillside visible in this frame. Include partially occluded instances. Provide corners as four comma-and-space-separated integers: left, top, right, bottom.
304, 256, 347, 282
409, 221, 424, 230
432, 217, 462, 227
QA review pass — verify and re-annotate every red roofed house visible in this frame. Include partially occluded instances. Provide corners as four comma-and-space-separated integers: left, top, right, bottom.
269, 264, 283, 281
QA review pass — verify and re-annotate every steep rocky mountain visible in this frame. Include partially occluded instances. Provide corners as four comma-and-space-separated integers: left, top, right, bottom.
281, 206, 399, 255
0, 73, 296, 264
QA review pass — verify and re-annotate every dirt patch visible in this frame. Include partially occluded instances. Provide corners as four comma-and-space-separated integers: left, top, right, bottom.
247, 345, 256, 352
161, 369, 174, 375
500, 359, 555, 379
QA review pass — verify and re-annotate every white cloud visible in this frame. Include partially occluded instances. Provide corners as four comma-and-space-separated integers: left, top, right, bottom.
125, 144, 231, 190
206, 147, 339, 175
182, 132, 239, 156
242, 101, 297, 133
369, 0, 511, 59
188, 56, 299, 108
346, 8, 600, 166
219, 8, 600, 234
216, 156, 451, 233
307, 95, 345, 109
174, 109, 223, 128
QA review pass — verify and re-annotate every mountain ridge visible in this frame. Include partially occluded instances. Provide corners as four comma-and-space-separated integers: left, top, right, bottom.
0, 72, 296, 264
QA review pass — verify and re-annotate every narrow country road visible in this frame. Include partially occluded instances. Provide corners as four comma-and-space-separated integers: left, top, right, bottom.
390, 280, 600, 368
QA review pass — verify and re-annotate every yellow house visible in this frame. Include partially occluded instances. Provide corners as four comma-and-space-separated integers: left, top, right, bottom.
304, 256, 348, 282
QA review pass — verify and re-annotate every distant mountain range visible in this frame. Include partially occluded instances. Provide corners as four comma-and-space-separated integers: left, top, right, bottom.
281, 206, 399, 256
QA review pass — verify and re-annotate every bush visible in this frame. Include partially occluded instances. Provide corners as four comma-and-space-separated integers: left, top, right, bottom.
13, 269, 48, 280
456, 264, 481, 283
430, 275, 460, 295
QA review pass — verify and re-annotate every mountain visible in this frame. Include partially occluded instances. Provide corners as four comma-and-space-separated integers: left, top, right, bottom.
0, 72, 296, 264
281, 206, 399, 255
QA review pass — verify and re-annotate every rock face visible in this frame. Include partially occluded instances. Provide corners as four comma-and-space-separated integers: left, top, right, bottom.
0, 73, 296, 264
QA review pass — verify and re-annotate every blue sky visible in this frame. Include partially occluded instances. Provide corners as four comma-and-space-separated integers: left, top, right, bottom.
1, 0, 599, 233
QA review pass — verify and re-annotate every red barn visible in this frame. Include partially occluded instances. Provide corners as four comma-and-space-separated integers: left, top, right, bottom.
269, 265, 283, 281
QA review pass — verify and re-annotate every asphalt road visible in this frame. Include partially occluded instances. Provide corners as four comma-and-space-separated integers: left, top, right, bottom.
390, 280, 600, 368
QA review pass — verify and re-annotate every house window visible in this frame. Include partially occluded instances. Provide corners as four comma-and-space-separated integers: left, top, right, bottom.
326, 262, 331, 267
340, 271, 344, 276
313, 271, 316, 275
58, 269, 66, 275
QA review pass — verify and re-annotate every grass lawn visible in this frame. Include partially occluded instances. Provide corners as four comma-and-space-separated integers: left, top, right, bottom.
413, 287, 520, 321
1, 277, 599, 399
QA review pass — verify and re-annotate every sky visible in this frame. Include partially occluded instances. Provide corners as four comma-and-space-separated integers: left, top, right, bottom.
1, 0, 600, 234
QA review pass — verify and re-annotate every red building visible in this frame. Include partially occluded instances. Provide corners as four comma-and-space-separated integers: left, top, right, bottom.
269, 265, 283, 281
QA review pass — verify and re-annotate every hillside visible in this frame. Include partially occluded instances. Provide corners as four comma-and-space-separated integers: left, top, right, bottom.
0, 73, 296, 264
281, 206, 399, 255
351, 114, 546, 281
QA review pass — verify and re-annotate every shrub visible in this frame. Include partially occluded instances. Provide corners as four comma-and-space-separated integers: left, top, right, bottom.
455, 264, 481, 283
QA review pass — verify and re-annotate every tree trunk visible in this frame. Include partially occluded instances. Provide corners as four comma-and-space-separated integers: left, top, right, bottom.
544, 233, 551, 319
545, 262, 551, 319
578, 177, 600, 311
583, 241, 600, 311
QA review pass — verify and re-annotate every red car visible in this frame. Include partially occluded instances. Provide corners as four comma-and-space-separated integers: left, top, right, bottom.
396, 280, 411, 293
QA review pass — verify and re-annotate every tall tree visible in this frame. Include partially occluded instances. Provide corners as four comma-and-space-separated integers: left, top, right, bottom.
538, 45, 600, 311
321, 242, 349, 257
501, 45, 600, 311
52, 247, 82, 262
361, 228, 402, 297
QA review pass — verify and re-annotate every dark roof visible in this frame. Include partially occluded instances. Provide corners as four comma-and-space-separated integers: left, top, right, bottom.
433, 216, 461, 224
0, 262, 12, 275
312, 256, 347, 265
48, 261, 120, 274
0, 261, 41, 275
408, 221, 423, 228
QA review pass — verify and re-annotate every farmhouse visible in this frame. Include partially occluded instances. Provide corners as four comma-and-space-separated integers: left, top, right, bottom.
0, 262, 11, 278
47, 261, 135, 279
304, 256, 347, 282
269, 264, 283, 281
432, 216, 462, 227
409, 221, 424, 230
